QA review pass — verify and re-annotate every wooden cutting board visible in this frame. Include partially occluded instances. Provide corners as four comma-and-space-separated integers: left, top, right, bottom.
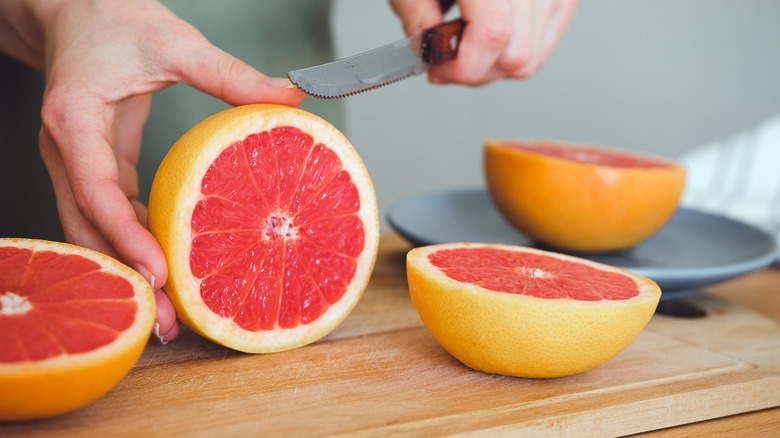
3, 234, 780, 437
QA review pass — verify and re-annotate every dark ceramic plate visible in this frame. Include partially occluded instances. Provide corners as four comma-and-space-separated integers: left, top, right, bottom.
388, 188, 779, 300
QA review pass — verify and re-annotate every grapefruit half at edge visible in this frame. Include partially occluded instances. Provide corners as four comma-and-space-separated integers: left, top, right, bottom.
148, 104, 379, 353
407, 242, 661, 378
0, 238, 156, 421
484, 139, 686, 253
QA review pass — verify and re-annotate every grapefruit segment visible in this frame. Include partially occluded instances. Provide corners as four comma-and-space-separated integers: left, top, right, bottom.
407, 242, 661, 378
148, 104, 379, 353
0, 238, 156, 421
484, 140, 686, 253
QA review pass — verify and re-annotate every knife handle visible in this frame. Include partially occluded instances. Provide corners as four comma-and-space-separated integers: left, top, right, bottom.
421, 18, 466, 65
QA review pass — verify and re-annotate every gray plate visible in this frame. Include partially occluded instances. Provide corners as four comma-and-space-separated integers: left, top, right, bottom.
387, 188, 779, 300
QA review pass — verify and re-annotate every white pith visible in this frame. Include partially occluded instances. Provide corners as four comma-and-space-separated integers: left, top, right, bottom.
0, 292, 32, 315
517, 267, 551, 279
264, 213, 297, 238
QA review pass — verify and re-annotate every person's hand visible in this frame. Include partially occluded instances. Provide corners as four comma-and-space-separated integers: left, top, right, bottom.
13, 0, 304, 343
389, 0, 578, 85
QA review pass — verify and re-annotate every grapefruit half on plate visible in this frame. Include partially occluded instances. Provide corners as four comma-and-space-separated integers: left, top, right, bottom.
0, 238, 155, 421
484, 140, 686, 253
148, 104, 379, 353
407, 243, 661, 378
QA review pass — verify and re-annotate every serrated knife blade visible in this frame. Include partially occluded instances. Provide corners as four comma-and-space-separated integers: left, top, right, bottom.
287, 18, 465, 99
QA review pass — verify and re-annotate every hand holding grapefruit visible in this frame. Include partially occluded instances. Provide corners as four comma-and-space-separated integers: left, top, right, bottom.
484, 140, 686, 253
407, 243, 661, 378
0, 238, 156, 421
148, 104, 379, 354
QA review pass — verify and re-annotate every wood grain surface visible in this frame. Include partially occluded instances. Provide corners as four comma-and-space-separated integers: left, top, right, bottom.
2, 233, 779, 437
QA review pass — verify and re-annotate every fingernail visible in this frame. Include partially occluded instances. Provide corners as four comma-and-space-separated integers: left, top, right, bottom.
153, 322, 168, 345
134, 264, 156, 289
265, 77, 296, 89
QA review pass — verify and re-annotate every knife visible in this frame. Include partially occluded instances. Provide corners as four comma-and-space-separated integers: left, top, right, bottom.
287, 18, 466, 99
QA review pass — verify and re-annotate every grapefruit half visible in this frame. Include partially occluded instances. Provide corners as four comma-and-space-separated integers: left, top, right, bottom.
148, 104, 379, 353
484, 140, 686, 252
0, 238, 156, 421
407, 243, 661, 378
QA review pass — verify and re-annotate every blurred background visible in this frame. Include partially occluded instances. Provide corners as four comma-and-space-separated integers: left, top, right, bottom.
330, 0, 780, 229
3, 0, 778, 241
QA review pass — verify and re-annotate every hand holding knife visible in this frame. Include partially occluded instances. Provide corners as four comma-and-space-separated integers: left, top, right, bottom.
287, 18, 466, 99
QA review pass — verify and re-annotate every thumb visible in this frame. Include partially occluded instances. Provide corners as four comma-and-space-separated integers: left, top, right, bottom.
172, 40, 305, 107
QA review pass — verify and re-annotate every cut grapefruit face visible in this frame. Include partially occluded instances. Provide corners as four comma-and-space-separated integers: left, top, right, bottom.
406, 243, 661, 378
0, 238, 155, 421
148, 104, 379, 353
484, 139, 686, 253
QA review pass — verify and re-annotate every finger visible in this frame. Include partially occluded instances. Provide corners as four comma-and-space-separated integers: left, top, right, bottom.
159, 320, 180, 345
428, 0, 513, 85
133, 200, 149, 228
389, 0, 445, 35
112, 94, 150, 160
40, 92, 167, 291
111, 94, 171, 295
112, 95, 151, 200
166, 26, 305, 107
39, 126, 115, 254
153, 289, 180, 344
495, 1, 547, 78
71, 163, 167, 289
508, 0, 579, 79
534, 0, 579, 74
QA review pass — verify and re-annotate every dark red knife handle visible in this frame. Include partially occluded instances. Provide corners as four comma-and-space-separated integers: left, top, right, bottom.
421, 18, 466, 65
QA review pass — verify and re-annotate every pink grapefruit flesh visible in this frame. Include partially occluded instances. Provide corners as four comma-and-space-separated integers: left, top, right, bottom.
428, 247, 639, 301
0, 247, 139, 362
189, 126, 364, 331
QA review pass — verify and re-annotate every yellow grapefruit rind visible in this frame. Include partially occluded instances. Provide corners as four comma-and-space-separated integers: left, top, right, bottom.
148, 104, 379, 354
0, 238, 155, 422
406, 243, 661, 378
484, 140, 687, 253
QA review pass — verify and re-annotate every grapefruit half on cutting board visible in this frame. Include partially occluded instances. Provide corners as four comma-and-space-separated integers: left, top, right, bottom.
0, 238, 155, 421
407, 242, 661, 378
